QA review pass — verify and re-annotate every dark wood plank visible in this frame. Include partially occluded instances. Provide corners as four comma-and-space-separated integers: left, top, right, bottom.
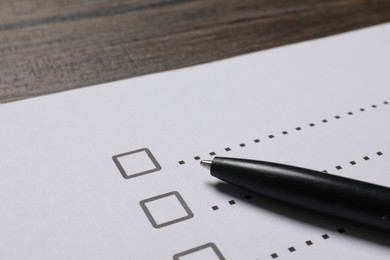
1, 0, 390, 102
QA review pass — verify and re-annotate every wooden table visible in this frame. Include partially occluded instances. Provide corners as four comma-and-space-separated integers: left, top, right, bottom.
1, 0, 390, 103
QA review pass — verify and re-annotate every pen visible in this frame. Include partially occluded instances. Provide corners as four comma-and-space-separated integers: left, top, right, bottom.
201, 157, 390, 231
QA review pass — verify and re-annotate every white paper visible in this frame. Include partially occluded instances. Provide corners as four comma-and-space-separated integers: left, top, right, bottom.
1, 23, 390, 260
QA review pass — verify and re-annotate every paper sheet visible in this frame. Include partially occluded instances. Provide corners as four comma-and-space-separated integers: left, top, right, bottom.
1, 23, 390, 260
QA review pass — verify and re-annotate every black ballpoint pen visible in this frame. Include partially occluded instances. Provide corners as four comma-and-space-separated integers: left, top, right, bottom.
201, 157, 390, 231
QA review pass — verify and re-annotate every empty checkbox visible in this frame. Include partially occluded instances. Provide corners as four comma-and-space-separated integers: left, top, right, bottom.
173, 243, 225, 260
112, 148, 161, 179
140, 191, 193, 229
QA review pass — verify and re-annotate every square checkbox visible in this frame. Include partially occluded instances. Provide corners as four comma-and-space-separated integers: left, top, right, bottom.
112, 148, 161, 179
140, 191, 194, 229
173, 243, 225, 260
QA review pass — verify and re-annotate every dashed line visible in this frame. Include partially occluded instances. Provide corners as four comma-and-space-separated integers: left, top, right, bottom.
269, 232, 335, 259
177, 101, 388, 165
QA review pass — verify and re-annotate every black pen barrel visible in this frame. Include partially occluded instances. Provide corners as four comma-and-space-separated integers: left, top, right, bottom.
210, 157, 390, 231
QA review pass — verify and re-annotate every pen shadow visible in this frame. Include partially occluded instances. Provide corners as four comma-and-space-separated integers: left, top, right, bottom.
212, 182, 390, 247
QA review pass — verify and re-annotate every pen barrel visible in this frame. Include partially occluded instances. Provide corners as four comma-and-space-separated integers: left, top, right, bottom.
211, 157, 390, 231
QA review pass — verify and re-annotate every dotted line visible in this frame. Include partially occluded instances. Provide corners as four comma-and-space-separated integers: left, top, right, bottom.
268, 229, 346, 259
177, 101, 389, 165
323, 150, 385, 173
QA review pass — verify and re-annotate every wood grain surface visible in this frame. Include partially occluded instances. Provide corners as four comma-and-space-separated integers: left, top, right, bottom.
1, 0, 390, 103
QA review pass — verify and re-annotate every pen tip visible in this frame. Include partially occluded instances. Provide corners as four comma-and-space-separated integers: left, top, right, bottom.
200, 160, 212, 170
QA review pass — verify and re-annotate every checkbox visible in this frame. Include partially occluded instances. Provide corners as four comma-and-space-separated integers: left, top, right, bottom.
173, 243, 225, 260
112, 148, 161, 179
140, 191, 194, 229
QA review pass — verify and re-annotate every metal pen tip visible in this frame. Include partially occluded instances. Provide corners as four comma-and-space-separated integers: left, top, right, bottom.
200, 160, 212, 170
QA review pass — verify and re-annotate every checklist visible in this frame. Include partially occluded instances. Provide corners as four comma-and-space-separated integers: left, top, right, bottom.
0, 23, 390, 259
